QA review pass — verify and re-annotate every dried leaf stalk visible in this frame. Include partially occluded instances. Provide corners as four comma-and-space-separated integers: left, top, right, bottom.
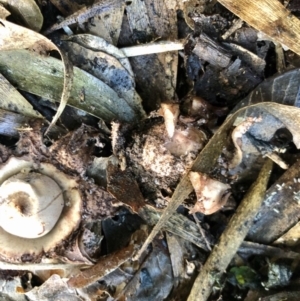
187, 159, 273, 301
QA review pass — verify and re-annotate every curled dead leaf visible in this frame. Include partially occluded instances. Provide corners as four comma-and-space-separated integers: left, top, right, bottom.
229, 116, 262, 169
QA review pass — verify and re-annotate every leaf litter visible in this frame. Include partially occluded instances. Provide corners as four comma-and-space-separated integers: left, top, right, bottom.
2, 0, 300, 301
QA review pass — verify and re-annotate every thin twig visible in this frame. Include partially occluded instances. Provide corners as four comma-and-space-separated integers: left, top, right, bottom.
0, 261, 91, 271
222, 19, 244, 40
192, 213, 212, 251
120, 40, 184, 58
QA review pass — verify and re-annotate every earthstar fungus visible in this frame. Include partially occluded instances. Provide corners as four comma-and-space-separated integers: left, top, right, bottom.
0, 157, 82, 262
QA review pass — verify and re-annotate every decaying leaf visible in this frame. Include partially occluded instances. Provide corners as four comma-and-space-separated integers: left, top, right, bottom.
107, 163, 146, 213
0, 49, 139, 123
259, 291, 300, 301
183, 0, 207, 29
231, 69, 300, 112
48, 0, 89, 16
0, 109, 63, 138
188, 32, 264, 106
0, 0, 43, 32
25, 274, 78, 301
0, 20, 73, 133
49, 0, 124, 44
67, 244, 134, 288
66, 34, 134, 77
43, 0, 122, 36
139, 205, 212, 251
229, 116, 262, 169
189, 171, 231, 215
119, 238, 173, 301
120, 0, 178, 111
0, 73, 42, 118
263, 260, 292, 289
60, 39, 146, 119
247, 159, 300, 244
82, 1, 125, 45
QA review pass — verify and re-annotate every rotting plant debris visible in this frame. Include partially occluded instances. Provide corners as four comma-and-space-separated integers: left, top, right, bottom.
2, 0, 300, 300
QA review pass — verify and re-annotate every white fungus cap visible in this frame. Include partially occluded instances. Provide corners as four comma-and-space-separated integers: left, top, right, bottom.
0, 157, 82, 262
0, 172, 64, 238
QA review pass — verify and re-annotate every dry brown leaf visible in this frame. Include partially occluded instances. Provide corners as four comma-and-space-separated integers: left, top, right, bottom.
274, 222, 300, 247
67, 244, 134, 288
107, 164, 146, 213
218, 0, 300, 56
0, 0, 43, 31
44, 49, 73, 135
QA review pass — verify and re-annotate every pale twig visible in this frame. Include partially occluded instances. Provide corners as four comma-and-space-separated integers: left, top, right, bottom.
120, 40, 184, 58
222, 19, 244, 40
0, 261, 91, 271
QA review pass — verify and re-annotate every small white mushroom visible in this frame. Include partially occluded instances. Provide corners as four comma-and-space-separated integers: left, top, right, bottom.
0, 172, 64, 238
